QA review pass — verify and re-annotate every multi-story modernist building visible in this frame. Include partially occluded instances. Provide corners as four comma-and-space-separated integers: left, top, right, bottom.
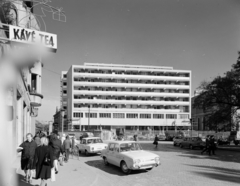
63, 63, 191, 132
60, 71, 68, 110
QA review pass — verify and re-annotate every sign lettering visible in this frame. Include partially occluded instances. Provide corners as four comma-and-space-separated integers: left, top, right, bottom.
9, 25, 57, 53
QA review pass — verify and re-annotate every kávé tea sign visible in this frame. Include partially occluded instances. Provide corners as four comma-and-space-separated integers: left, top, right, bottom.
9, 25, 57, 53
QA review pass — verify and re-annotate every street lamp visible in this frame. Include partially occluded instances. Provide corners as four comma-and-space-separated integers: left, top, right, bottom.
189, 118, 192, 137
60, 109, 65, 135
88, 105, 90, 131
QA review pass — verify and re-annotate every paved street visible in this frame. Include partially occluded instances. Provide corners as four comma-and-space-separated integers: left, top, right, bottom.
17, 142, 240, 186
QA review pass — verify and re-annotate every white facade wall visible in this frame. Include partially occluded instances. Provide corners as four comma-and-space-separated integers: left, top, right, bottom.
65, 63, 191, 130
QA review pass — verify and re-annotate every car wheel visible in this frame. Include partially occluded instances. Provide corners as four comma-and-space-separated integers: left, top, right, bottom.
85, 150, 89, 156
103, 157, 109, 166
120, 161, 131, 174
189, 145, 193, 150
173, 143, 176, 146
180, 144, 183, 148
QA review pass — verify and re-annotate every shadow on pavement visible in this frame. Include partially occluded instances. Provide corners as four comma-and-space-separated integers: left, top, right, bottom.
17, 173, 39, 186
140, 142, 240, 164
185, 164, 240, 184
85, 160, 148, 176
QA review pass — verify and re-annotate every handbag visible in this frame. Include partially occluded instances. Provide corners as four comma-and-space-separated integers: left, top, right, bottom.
44, 153, 51, 165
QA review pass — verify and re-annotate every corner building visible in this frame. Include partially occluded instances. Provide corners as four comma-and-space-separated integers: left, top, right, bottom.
63, 63, 191, 131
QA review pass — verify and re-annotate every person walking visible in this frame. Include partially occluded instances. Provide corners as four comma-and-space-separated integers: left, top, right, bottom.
209, 135, 216, 155
34, 137, 54, 186
153, 135, 159, 148
49, 133, 63, 174
34, 134, 41, 147
63, 135, 72, 162
61, 134, 66, 144
17, 133, 37, 183
201, 135, 210, 155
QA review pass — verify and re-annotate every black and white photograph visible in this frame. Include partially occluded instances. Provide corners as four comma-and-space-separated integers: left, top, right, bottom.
0, 0, 240, 186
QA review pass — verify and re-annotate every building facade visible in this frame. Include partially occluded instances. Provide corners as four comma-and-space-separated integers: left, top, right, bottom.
62, 63, 191, 132
0, 1, 43, 150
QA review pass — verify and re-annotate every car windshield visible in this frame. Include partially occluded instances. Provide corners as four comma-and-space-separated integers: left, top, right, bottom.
119, 142, 142, 152
87, 138, 103, 144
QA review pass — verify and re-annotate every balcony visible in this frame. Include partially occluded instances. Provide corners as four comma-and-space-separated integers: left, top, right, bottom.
30, 92, 44, 107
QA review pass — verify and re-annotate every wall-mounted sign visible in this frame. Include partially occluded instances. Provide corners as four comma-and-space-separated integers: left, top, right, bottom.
8, 25, 57, 53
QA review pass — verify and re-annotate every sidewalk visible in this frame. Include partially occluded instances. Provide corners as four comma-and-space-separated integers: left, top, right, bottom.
16, 156, 111, 186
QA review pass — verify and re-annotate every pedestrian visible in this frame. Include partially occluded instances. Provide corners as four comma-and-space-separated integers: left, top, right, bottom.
153, 135, 159, 148
34, 136, 54, 186
133, 135, 138, 141
49, 133, 63, 174
17, 133, 37, 183
63, 135, 72, 162
72, 136, 75, 148
61, 133, 66, 144
209, 135, 216, 155
34, 133, 41, 147
201, 135, 210, 155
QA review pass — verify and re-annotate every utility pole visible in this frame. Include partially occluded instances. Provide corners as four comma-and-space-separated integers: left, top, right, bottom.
88, 105, 90, 131
190, 118, 192, 138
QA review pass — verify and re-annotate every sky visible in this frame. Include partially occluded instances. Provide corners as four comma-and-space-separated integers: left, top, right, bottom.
36, 0, 240, 122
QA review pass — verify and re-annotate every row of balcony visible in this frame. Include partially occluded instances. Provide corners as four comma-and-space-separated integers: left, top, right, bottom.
73, 95, 189, 102
74, 78, 190, 85
73, 69, 190, 77
74, 87, 189, 94
73, 104, 189, 112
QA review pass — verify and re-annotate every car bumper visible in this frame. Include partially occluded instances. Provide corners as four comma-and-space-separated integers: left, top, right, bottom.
131, 162, 160, 170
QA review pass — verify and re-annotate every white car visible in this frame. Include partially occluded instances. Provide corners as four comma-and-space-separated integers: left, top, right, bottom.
77, 137, 108, 155
101, 141, 160, 174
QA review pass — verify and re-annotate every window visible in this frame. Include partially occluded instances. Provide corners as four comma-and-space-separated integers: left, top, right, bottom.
109, 144, 115, 151
179, 114, 189, 119
63, 90, 67, 94
63, 74, 67, 78
140, 114, 151, 119
114, 144, 120, 152
126, 113, 138, 118
153, 114, 164, 119
73, 112, 83, 118
99, 113, 111, 118
63, 82, 67, 86
85, 113, 97, 118
166, 114, 177, 119
113, 113, 125, 118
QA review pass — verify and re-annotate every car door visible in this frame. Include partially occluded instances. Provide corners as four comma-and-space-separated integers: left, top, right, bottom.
79, 139, 86, 152
182, 138, 188, 147
111, 144, 121, 166
105, 143, 115, 164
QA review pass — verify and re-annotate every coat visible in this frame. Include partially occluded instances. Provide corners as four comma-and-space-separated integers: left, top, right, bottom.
34, 145, 54, 180
19, 140, 37, 159
50, 139, 63, 160
63, 139, 72, 151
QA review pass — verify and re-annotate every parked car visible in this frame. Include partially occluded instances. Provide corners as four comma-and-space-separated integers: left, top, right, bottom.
77, 137, 108, 155
158, 135, 166, 141
165, 135, 174, 141
179, 137, 205, 149
228, 131, 240, 145
101, 141, 160, 174
217, 137, 230, 146
79, 132, 94, 141
173, 136, 184, 146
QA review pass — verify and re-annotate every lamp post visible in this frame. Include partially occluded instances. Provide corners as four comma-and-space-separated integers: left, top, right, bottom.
190, 118, 192, 137
60, 109, 65, 135
88, 105, 90, 131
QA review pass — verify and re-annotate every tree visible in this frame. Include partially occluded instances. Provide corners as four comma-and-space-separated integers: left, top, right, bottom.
193, 52, 240, 131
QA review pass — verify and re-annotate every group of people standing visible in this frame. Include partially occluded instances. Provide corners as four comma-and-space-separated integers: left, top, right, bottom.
201, 135, 216, 156
17, 132, 73, 186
